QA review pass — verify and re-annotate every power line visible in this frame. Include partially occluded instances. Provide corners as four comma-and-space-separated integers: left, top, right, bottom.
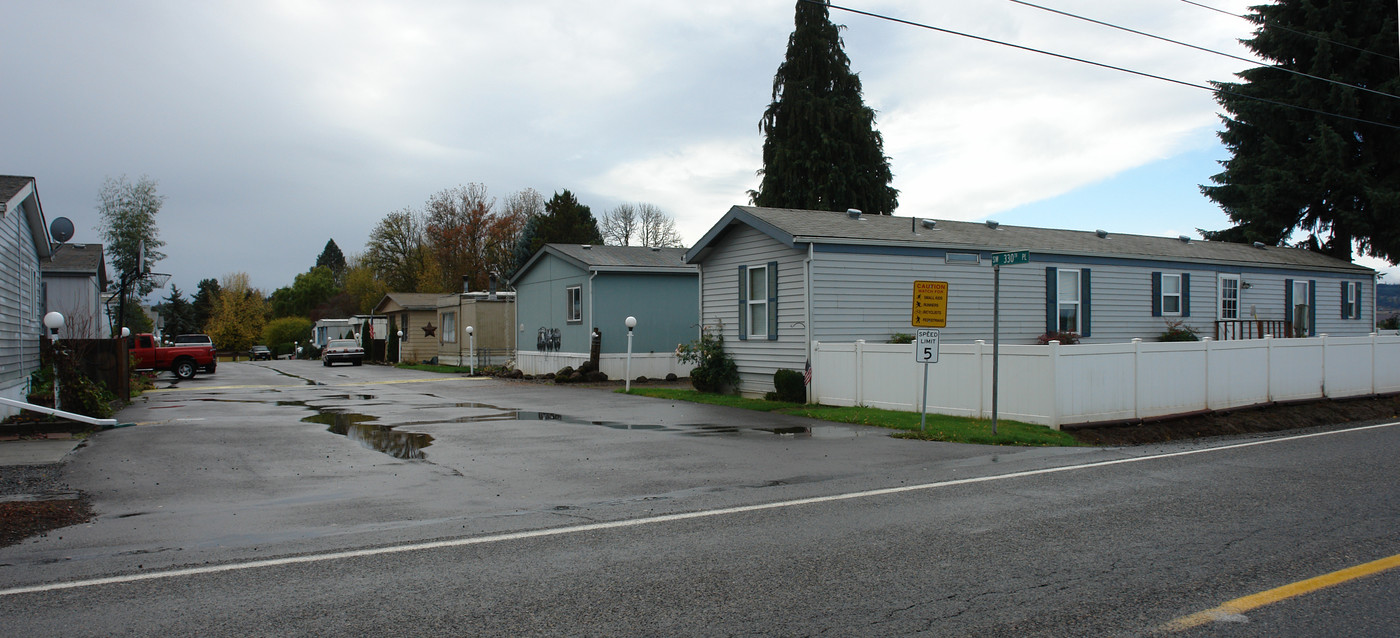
1010, 0, 1400, 101
1179, 0, 1400, 63
809, 1, 1400, 130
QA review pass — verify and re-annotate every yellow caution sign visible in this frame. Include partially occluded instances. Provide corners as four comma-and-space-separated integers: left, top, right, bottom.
912, 280, 948, 328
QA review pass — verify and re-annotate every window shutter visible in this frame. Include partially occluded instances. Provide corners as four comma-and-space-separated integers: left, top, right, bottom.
767, 261, 779, 341
1284, 279, 1293, 315
1308, 280, 1316, 335
1151, 272, 1162, 317
1045, 267, 1057, 335
1355, 282, 1363, 320
1182, 273, 1191, 317
1081, 268, 1092, 338
1341, 281, 1348, 319
737, 265, 748, 341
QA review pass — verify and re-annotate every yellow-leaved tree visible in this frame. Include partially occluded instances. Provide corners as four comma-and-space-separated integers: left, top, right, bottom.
205, 272, 269, 353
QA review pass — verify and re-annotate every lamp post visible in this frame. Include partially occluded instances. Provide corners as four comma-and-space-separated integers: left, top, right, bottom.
396, 330, 404, 364
43, 312, 64, 411
624, 316, 637, 392
465, 326, 475, 375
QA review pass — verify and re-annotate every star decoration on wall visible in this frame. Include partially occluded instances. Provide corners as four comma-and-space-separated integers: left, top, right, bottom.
422, 322, 437, 337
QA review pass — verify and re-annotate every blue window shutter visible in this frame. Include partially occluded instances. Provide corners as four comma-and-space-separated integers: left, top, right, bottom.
1151, 272, 1162, 317
1045, 267, 1058, 335
1285, 279, 1293, 316
1182, 273, 1191, 317
737, 265, 748, 341
1081, 269, 1092, 338
1355, 283, 1362, 320
767, 261, 779, 341
1341, 281, 1348, 319
1308, 280, 1316, 335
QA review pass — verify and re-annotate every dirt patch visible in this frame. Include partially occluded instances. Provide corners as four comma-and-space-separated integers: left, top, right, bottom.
0, 498, 93, 548
1066, 394, 1400, 446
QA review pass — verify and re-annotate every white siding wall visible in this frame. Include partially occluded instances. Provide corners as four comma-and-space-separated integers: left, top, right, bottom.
0, 200, 43, 412
696, 225, 808, 396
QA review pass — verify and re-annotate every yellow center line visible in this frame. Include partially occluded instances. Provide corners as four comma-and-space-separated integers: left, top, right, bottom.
146, 376, 485, 393
1162, 552, 1400, 632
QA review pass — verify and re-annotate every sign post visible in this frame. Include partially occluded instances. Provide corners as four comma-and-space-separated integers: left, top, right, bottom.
914, 328, 940, 432
989, 251, 1029, 436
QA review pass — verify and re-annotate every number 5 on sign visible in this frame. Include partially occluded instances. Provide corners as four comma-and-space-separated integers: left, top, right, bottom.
915, 329, 940, 363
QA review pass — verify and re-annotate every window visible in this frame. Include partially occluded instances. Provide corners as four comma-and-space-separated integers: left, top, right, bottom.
1342, 281, 1361, 320
1057, 269, 1080, 333
442, 311, 456, 343
1161, 274, 1182, 315
747, 265, 768, 338
1285, 278, 1314, 336
945, 252, 980, 264
566, 285, 582, 323
1219, 275, 1240, 320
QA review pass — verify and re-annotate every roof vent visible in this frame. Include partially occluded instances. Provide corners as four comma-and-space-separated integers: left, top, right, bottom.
846, 208, 862, 219
1178, 235, 1191, 243
1095, 229, 1109, 239
921, 219, 936, 229
1252, 241, 1267, 249
651, 247, 660, 252
985, 220, 1000, 230
581, 244, 592, 249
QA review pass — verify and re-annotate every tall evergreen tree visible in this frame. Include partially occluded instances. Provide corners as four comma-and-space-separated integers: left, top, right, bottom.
315, 239, 348, 285
1201, 0, 1399, 263
157, 285, 197, 336
191, 278, 221, 332
512, 190, 603, 274
749, 0, 898, 215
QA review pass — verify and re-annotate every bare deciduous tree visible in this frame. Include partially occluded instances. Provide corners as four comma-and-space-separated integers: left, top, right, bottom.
600, 203, 639, 246
601, 202, 683, 248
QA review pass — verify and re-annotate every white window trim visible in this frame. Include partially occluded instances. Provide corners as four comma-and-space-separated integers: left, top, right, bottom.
1344, 282, 1359, 319
442, 311, 457, 343
566, 285, 582, 323
1057, 268, 1081, 334
747, 264, 768, 339
1219, 274, 1240, 320
1161, 273, 1183, 317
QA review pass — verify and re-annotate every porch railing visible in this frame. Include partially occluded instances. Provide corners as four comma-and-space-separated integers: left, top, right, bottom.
1215, 319, 1292, 340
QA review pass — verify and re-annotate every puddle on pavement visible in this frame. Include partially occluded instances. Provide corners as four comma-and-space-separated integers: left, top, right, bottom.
297, 408, 433, 460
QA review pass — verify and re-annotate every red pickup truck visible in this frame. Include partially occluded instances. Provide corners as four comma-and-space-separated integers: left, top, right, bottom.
129, 333, 218, 379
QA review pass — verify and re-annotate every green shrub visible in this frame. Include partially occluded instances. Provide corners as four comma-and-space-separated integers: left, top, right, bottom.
1159, 320, 1200, 342
772, 369, 805, 403
888, 333, 914, 344
676, 328, 739, 393
1036, 331, 1080, 345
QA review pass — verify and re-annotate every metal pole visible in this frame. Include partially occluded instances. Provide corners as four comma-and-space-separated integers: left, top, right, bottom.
469, 333, 475, 375
992, 263, 1000, 436
919, 362, 928, 433
625, 329, 634, 392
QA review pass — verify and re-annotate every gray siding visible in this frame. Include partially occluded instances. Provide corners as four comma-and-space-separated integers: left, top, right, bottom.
0, 201, 43, 387
696, 225, 807, 395
514, 256, 591, 353
593, 273, 698, 355
808, 247, 1378, 345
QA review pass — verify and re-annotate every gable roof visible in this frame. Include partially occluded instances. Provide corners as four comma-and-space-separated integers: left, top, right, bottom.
508, 244, 695, 285
0, 175, 53, 259
43, 242, 106, 273
686, 206, 1373, 275
373, 292, 443, 314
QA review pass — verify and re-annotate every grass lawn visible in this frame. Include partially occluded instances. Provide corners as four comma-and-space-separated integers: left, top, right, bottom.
622, 387, 1080, 447
395, 362, 475, 374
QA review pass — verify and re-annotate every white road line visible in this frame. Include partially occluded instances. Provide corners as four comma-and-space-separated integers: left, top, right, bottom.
3, 420, 1396, 597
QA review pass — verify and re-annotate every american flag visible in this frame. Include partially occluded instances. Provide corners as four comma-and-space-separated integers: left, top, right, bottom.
803, 357, 812, 386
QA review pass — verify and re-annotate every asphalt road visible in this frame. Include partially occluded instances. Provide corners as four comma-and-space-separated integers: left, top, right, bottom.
1, 361, 1396, 636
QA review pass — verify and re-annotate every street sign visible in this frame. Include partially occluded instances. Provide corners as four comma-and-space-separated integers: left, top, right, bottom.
991, 250, 1029, 267
915, 328, 940, 363
911, 280, 948, 327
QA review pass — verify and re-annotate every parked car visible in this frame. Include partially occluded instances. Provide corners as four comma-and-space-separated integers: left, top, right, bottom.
172, 334, 218, 373
250, 345, 272, 360
322, 339, 364, 366
129, 333, 218, 380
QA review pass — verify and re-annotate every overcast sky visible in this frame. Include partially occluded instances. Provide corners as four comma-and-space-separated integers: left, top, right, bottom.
5, 0, 1394, 298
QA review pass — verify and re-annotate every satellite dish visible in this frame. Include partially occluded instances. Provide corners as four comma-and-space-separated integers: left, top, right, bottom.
50, 217, 74, 243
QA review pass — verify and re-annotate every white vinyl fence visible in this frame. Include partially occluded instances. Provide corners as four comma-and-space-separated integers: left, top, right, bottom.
811, 334, 1400, 429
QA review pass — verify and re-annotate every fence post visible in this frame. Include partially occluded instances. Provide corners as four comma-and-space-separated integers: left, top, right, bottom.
1319, 333, 1328, 398
1048, 341, 1060, 429
975, 340, 986, 419
1264, 335, 1274, 403
1372, 333, 1378, 396
811, 341, 821, 404
854, 339, 865, 407
1132, 338, 1142, 420
1202, 338, 1214, 411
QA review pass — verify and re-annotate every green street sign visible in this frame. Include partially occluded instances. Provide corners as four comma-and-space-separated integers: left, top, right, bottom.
991, 250, 1029, 266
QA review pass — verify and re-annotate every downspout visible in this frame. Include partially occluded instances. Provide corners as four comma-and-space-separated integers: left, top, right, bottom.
458, 292, 463, 365
588, 269, 598, 342
805, 242, 814, 403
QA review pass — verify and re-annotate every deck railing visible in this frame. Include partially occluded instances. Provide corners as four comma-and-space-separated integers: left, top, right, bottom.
1215, 320, 1292, 340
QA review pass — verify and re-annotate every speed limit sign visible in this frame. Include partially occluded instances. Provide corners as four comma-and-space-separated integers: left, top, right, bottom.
915, 328, 940, 363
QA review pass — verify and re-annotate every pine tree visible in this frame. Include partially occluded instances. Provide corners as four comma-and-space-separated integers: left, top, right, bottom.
1201, 0, 1399, 263
749, 0, 898, 215
513, 190, 603, 272
315, 239, 348, 285
157, 285, 197, 336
